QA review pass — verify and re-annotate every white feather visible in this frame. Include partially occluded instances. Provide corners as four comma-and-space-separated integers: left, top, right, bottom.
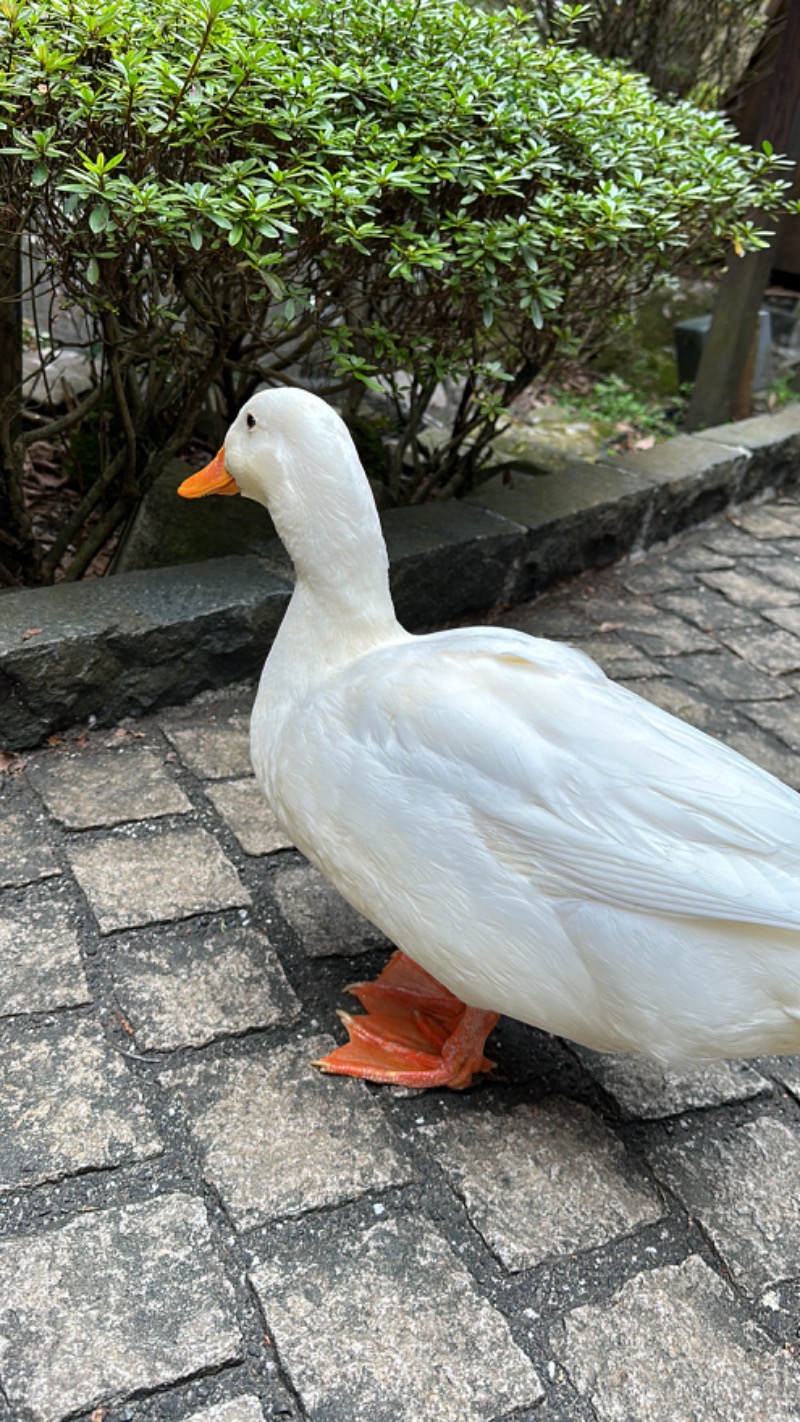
222, 387, 800, 1063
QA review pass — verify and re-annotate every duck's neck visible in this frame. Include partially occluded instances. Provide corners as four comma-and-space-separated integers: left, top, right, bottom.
254, 443, 405, 738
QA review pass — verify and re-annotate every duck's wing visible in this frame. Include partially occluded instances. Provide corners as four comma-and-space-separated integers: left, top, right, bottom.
337, 627, 800, 933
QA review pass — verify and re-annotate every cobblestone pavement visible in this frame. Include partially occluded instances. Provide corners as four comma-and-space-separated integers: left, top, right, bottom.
4, 491, 800, 1422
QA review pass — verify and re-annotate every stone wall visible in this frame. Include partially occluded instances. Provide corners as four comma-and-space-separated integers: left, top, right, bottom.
2, 406, 799, 750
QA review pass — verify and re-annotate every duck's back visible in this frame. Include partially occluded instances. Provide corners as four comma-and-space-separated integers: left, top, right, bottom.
257, 623, 800, 1060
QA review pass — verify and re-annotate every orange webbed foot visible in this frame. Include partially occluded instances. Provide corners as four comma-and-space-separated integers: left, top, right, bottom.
314, 951, 499, 1089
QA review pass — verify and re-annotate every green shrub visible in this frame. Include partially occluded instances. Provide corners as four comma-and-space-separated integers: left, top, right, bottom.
0, 0, 793, 583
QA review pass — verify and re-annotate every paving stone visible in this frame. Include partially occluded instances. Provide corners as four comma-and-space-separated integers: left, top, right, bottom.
0, 805, 60, 889
618, 559, 687, 595
654, 588, 761, 630
67, 825, 250, 933
619, 679, 719, 730
667, 651, 793, 702
699, 567, 800, 608
162, 713, 252, 778
272, 862, 389, 957
557, 1253, 799, 1422
764, 603, 800, 639
422, 1096, 661, 1272
109, 922, 301, 1050
0, 1194, 242, 1422
647, 1115, 800, 1297
724, 729, 800, 791
164, 1038, 410, 1227
716, 624, 800, 676
743, 697, 800, 754
571, 640, 663, 681
580, 1051, 771, 1118
0, 883, 90, 1017
702, 526, 779, 558
186, 1402, 265, 1422
670, 543, 735, 572
0, 1016, 162, 1190
250, 1213, 543, 1422
206, 777, 294, 855
769, 1056, 800, 1092
745, 554, 800, 592
768, 1058, 800, 1109
594, 608, 717, 657
28, 747, 192, 827
734, 503, 800, 539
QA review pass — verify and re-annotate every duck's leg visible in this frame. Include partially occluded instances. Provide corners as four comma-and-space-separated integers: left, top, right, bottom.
314, 951, 499, 1089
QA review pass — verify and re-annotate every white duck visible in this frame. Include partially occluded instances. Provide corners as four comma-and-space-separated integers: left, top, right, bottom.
179, 387, 800, 1088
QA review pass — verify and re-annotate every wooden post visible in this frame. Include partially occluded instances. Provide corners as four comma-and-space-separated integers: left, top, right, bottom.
685, 0, 800, 432
0, 224, 26, 582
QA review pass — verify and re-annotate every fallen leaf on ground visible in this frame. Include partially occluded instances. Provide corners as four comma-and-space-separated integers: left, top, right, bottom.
20, 627, 43, 641
0, 752, 27, 773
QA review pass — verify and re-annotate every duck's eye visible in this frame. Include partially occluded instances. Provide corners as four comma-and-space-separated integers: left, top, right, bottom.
246, 412, 257, 430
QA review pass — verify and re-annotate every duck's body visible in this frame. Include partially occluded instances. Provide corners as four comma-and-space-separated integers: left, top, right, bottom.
181, 388, 800, 1079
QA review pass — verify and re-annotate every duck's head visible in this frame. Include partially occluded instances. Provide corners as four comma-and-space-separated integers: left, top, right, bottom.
178, 386, 354, 511
178, 386, 389, 596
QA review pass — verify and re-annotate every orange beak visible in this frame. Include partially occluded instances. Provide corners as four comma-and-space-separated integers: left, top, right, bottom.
177, 447, 240, 498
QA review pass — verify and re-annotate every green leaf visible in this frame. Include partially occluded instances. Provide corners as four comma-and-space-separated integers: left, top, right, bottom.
89, 203, 109, 233
86, 256, 99, 284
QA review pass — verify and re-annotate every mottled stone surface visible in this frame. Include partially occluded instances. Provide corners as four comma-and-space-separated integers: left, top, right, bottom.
206, 777, 294, 855
724, 728, 800, 791
0, 1016, 163, 1190
109, 922, 301, 1049
272, 862, 389, 957
718, 624, 800, 675
700, 567, 800, 608
619, 677, 719, 729
162, 713, 252, 778
383, 499, 526, 628
186, 1401, 265, 1422
251, 1214, 543, 1422
423, 1097, 662, 1271
598, 607, 716, 657
656, 587, 760, 630
0, 556, 291, 751
743, 698, 800, 753
647, 1116, 800, 1297
0, 1195, 242, 1421
0, 883, 90, 1017
764, 602, 800, 639
29, 747, 191, 826
572, 639, 663, 680
581, 1052, 771, 1119
558, 1254, 799, 1422
67, 825, 250, 932
770, 1057, 800, 1101
164, 1039, 410, 1227
735, 500, 800, 536
0, 805, 60, 888
668, 650, 794, 701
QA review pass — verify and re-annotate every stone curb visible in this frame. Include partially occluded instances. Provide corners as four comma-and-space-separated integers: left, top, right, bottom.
2, 405, 800, 750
